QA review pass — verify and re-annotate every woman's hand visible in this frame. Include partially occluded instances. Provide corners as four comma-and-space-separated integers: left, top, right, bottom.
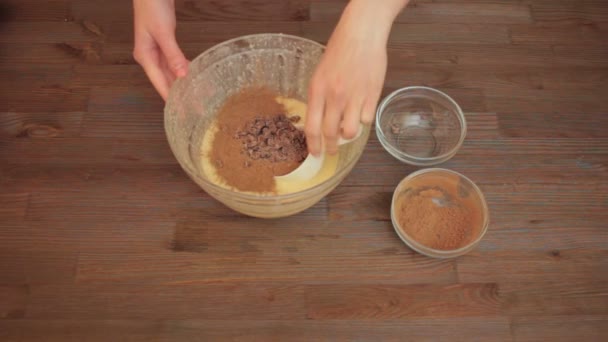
133, 0, 189, 100
305, 0, 408, 155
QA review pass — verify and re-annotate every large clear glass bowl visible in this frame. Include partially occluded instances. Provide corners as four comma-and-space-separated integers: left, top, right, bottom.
164, 34, 370, 218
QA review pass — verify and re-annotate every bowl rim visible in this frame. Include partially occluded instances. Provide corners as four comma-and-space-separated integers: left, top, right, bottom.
164, 33, 369, 200
390, 168, 490, 258
375, 86, 467, 164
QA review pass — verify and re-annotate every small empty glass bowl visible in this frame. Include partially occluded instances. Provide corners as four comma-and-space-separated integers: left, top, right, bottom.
376, 87, 466, 166
390, 168, 489, 258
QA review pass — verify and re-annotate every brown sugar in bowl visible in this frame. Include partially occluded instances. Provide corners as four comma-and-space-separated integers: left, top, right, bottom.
390, 168, 489, 258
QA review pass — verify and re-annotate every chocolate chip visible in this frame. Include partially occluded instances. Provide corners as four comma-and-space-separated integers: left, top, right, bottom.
235, 113, 307, 164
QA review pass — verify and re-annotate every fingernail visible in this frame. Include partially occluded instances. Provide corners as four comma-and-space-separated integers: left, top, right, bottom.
176, 68, 187, 78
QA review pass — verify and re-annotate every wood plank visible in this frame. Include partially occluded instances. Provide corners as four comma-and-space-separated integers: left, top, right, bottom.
0, 285, 28, 319
76, 252, 456, 284
27, 283, 307, 319
82, 85, 166, 139
70, 65, 150, 87
0, 86, 89, 113
0, 42, 102, 65
70, 0, 310, 23
480, 227, 608, 251
0, 138, 175, 166
457, 138, 608, 156
345, 152, 608, 187
304, 22, 511, 45
0, 22, 98, 43
24, 188, 209, 223
499, 112, 608, 138
0, 112, 83, 139
0, 318, 513, 341
75, 220, 456, 284
552, 44, 608, 67
102, 21, 304, 44
176, 0, 311, 22
0, 244, 77, 285
513, 315, 608, 341
0, 220, 174, 254
25, 283, 504, 319
0, 139, 116, 166
81, 111, 163, 139
457, 249, 608, 283
305, 283, 503, 319
87, 87, 164, 114
0, 193, 29, 221
1, 0, 70, 22
484, 87, 608, 114
480, 183, 608, 228
100, 41, 217, 65
501, 281, 608, 316
510, 22, 608, 45
385, 66, 608, 92
312, 1, 532, 24
387, 43, 557, 67
531, 0, 608, 23
0, 64, 73, 88
0, 165, 195, 197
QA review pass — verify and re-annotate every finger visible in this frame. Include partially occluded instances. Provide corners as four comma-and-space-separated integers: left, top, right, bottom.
323, 98, 344, 155
305, 80, 325, 156
137, 50, 171, 100
157, 31, 189, 78
361, 88, 382, 124
342, 98, 363, 140
159, 55, 176, 84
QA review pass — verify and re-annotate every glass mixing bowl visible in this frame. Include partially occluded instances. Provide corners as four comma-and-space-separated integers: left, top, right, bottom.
164, 34, 370, 218
376, 87, 466, 166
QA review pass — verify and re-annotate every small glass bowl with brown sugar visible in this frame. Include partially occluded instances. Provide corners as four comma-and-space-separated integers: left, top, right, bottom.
390, 168, 489, 258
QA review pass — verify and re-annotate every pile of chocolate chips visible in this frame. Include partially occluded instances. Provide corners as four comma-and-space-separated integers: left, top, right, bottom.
235, 114, 308, 164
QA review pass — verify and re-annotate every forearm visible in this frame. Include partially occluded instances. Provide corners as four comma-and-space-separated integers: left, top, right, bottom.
342, 0, 410, 43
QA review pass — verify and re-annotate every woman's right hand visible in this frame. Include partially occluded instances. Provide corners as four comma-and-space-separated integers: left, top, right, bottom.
133, 0, 189, 100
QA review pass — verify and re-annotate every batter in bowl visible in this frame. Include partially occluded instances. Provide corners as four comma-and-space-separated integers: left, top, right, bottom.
200, 87, 339, 195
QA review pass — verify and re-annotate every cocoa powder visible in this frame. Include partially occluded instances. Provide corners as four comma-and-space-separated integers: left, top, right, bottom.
395, 180, 482, 250
209, 87, 306, 193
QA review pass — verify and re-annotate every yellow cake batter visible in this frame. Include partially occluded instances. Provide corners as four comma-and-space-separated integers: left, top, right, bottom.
200, 96, 339, 195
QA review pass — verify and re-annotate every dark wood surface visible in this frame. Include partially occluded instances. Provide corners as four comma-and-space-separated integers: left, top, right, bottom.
1, 0, 607, 340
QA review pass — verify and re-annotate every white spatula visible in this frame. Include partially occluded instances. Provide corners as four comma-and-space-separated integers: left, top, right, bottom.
275, 126, 363, 183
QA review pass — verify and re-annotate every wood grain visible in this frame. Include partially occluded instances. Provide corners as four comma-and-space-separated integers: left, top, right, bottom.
0, 193, 29, 221
312, 1, 533, 24
305, 283, 503, 319
0, 112, 84, 139
1, 0, 70, 22
457, 249, 608, 283
513, 315, 608, 342
501, 281, 608, 316
0, 86, 89, 113
0, 285, 28, 319
0, 247, 77, 285
1, 0, 607, 340
69, 0, 311, 23
0, 318, 513, 341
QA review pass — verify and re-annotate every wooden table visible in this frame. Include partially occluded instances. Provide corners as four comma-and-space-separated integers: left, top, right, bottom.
1, 0, 607, 340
